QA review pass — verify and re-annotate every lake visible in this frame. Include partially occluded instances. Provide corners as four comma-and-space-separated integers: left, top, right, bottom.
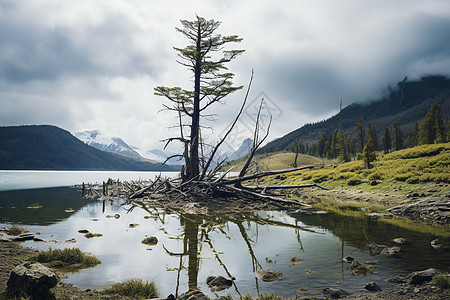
0, 170, 177, 191
0, 171, 449, 298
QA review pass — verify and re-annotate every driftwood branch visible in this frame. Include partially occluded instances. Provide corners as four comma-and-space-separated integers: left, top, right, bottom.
247, 184, 329, 191
224, 165, 316, 185
200, 69, 254, 180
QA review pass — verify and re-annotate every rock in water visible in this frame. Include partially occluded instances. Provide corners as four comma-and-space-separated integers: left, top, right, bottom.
206, 275, 232, 291
368, 243, 387, 255
430, 239, 444, 249
342, 256, 354, 263
322, 287, 352, 298
178, 290, 209, 300
7, 262, 58, 299
255, 269, 283, 282
381, 246, 402, 255
392, 237, 407, 244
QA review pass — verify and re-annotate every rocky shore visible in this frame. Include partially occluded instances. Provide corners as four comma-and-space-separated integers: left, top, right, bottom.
1, 236, 449, 299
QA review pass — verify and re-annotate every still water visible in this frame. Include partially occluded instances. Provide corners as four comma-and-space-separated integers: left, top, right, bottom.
0, 170, 177, 191
0, 174, 449, 298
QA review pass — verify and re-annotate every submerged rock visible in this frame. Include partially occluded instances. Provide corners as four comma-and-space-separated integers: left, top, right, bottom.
322, 287, 352, 298
368, 243, 401, 255
255, 269, 283, 282
7, 262, 58, 299
431, 239, 444, 249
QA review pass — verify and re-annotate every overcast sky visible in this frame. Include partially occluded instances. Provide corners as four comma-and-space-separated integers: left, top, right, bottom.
1, 0, 450, 153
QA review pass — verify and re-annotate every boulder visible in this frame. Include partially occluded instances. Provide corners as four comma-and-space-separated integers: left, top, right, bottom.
255, 269, 283, 282
381, 246, 402, 255
409, 268, 438, 285
322, 287, 352, 299
364, 281, 382, 291
206, 275, 232, 291
392, 237, 407, 244
368, 243, 387, 255
7, 262, 58, 299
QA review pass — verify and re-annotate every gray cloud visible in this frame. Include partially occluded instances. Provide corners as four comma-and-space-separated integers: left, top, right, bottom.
1, 0, 449, 151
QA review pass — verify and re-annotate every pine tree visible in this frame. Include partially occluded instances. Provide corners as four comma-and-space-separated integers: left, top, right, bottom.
392, 121, 403, 151
367, 123, 378, 151
355, 116, 365, 153
154, 16, 244, 180
363, 135, 376, 169
418, 103, 446, 145
381, 127, 391, 154
408, 122, 419, 147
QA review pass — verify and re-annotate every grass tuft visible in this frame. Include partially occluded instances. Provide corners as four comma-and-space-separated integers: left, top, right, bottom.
102, 279, 159, 299
8, 224, 28, 236
432, 275, 450, 290
30, 247, 101, 272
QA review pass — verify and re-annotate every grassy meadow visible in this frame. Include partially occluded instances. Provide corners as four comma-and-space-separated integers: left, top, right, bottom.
237, 143, 449, 192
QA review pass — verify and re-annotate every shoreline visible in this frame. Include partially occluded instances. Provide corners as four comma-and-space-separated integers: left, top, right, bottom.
1, 236, 449, 299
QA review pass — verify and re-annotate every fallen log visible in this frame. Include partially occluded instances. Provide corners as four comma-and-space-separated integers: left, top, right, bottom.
246, 184, 328, 191
222, 165, 317, 185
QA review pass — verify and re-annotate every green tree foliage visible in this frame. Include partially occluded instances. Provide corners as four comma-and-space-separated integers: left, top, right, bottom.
362, 135, 376, 169
355, 116, 365, 153
154, 16, 244, 180
392, 121, 403, 151
367, 123, 378, 151
381, 127, 392, 154
418, 103, 447, 145
408, 122, 419, 147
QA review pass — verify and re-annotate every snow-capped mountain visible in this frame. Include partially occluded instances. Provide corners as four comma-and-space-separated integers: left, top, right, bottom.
74, 130, 143, 160
132, 148, 183, 165
227, 138, 253, 161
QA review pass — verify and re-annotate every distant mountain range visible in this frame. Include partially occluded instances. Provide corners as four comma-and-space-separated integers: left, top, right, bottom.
74, 130, 143, 160
260, 75, 450, 153
75, 130, 183, 165
75, 130, 252, 165
0, 125, 178, 171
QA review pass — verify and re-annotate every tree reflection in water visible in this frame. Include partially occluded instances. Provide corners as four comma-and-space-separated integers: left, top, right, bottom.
128, 200, 320, 297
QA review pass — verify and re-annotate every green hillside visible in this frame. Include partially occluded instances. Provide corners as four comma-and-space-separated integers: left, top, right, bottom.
260, 143, 450, 193
226, 152, 324, 172
261, 75, 450, 153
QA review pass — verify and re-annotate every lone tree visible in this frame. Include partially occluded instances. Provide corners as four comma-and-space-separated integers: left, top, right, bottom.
155, 15, 245, 181
114, 16, 327, 208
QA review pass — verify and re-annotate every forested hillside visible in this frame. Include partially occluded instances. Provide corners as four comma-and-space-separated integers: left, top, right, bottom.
0, 125, 177, 171
261, 75, 450, 153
